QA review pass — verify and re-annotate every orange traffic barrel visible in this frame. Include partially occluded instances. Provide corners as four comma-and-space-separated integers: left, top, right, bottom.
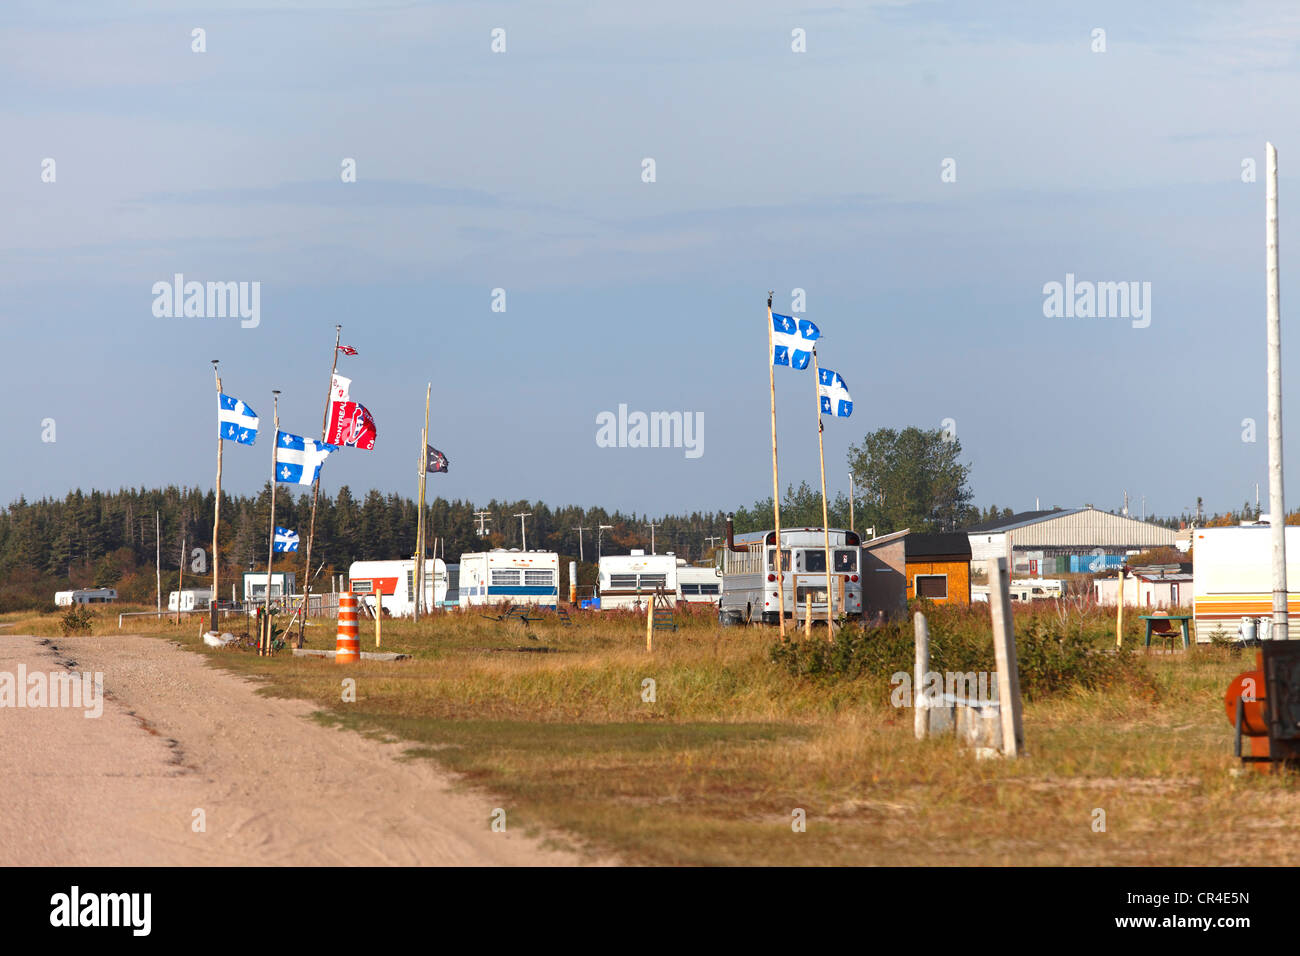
336, 592, 360, 663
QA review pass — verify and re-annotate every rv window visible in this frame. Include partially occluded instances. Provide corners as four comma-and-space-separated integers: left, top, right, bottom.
767, 549, 791, 571
639, 574, 667, 590
834, 550, 857, 572
610, 574, 638, 589
681, 584, 699, 595
524, 569, 554, 587
699, 584, 720, 595
804, 550, 827, 573
491, 569, 521, 587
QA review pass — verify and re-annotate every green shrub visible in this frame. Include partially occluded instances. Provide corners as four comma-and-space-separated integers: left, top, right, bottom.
60, 605, 95, 636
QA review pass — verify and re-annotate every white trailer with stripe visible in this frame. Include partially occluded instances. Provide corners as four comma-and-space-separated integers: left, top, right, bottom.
348, 559, 447, 617
597, 551, 678, 610
458, 550, 559, 609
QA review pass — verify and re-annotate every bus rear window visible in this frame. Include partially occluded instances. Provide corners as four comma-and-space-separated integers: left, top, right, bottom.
767, 549, 791, 571
834, 549, 857, 572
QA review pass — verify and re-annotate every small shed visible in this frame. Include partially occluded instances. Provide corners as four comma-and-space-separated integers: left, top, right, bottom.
904, 533, 973, 605
861, 529, 909, 619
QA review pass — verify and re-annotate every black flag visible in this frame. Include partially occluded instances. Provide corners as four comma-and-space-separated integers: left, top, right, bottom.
425, 445, 449, 474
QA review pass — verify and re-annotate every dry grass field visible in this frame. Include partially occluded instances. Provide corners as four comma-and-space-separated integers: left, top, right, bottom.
5, 600, 1297, 866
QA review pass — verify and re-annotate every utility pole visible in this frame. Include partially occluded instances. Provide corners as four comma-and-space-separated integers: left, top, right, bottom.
155, 511, 161, 612
572, 525, 587, 562
598, 524, 613, 562
473, 510, 491, 537
705, 535, 720, 551
1266, 141, 1289, 640
646, 520, 658, 554
849, 474, 855, 534
514, 512, 532, 551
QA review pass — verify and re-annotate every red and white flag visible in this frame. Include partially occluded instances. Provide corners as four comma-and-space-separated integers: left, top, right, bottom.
331, 374, 351, 402
336, 345, 358, 356
327, 401, 377, 450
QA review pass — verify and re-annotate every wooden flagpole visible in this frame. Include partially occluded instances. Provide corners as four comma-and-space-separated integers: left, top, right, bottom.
812, 346, 834, 639
767, 293, 786, 638
298, 325, 341, 647
414, 384, 431, 621
211, 359, 222, 635
264, 391, 281, 655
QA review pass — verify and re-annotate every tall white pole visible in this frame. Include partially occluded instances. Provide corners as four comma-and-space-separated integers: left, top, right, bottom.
767, 292, 786, 638
1267, 142, 1289, 640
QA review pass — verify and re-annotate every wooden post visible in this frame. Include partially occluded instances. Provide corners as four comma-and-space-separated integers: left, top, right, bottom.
1115, 569, 1125, 648
914, 611, 930, 740
766, 293, 786, 639
211, 360, 222, 635
804, 594, 812, 638
155, 511, 161, 613
175, 534, 185, 625
645, 592, 654, 652
415, 383, 432, 620
811, 347, 835, 638
299, 325, 341, 648
988, 557, 1025, 757
376, 590, 382, 648
264, 391, 281, 656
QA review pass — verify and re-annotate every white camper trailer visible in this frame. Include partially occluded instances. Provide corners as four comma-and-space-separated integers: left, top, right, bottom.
168, 587, 213, 612
458, 550, 559, 609
348, 559, 447, 617
676, 563, 722, 605
1193, 524, 1300, 642
597, 551, 678, 610
242, 571, 296, 605
53, 588, 118, 607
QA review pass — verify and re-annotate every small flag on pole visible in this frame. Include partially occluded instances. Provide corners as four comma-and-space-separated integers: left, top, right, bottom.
275, 431, 338, 486
331, 374, 351, 402
336, 345, 358, 356
327, 400, 377, 450
425, 445, 449, 474
771, 313, 821, 370
817, 367, 853, 418
273, 527, 300, 552
217, 393, 259, 444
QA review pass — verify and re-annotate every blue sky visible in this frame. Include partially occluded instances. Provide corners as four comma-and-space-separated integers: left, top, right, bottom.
3, 0, 1299, 520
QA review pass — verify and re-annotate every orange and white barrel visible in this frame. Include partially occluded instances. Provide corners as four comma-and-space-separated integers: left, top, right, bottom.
336, 592, 360, 663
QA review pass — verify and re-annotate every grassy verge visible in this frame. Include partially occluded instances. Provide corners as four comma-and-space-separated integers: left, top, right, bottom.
3, 601, 1296, 865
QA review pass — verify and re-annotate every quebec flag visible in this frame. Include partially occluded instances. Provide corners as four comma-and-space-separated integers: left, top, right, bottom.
771, 313, 821, 370
274, 431, 338, 486
273, 527, 300, 552
217, 393, 258, 445
818, 368, 853, 418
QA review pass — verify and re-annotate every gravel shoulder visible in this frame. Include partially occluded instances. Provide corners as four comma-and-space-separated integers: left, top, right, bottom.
0, 634, 594, 866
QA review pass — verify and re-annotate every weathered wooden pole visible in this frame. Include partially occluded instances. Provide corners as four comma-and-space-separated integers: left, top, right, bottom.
645, 592, 654, 652
375, 589, 382, 648
1115, 568, 1125, 648
299, 325, 341, 648
988, 557, 1025, 756
264, 391, 281, 656
211, 360, 222, 635
811, 346, 835, 639
766, 292, 786, 639
1266, 142, 1289, 640
913, 611, 930, 740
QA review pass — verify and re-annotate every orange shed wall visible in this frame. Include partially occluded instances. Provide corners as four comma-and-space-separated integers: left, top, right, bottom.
905, 558, 971, 605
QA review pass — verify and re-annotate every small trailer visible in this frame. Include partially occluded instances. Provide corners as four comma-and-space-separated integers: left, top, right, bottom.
242, 571, 296, 605
458, 550, 559, 609
54, 588, 118, 606
1193, 524, 1300, 642
676, 563, 722, 605
348, 558, 448, 617
597, 551, 679, 610
168, 587, 213, 612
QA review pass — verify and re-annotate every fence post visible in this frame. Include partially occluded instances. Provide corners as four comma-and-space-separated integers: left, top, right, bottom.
376, 590, 383, 648
988, 557, 1025, 757
645, 593, 654, 652
804, 594, 812, 639
1115, 569, 1125, 648
914, 611, 930, 740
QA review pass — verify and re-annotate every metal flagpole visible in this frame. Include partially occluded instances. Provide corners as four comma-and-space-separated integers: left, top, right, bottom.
414, 383, 431, 620
767, 292, 786, 638
421, 382, 432, 615
211, 359, 222, 636
299, 325, 342, 647
264, 390, 281, 655
812, 346, 834, 638
1266, 142, 1289, 640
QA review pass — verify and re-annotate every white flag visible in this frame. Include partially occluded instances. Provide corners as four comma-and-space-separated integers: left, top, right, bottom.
331, 374, 351, 403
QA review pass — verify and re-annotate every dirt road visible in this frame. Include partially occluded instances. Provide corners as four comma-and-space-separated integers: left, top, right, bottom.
0, 634, 590, 866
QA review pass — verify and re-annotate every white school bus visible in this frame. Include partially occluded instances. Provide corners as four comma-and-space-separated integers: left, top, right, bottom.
717, 525, 862, 625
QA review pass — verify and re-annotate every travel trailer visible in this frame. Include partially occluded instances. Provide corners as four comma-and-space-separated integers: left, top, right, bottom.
677, 564, 722, 605
168, 587, 213, 612
458, 550, 559, 609
597, 551, 678, 609
1192, 524, 1300, 642
53, 588, 118, 606
241, 571, 296, 605
717, 524, 862, 624
348, 558, 447, 617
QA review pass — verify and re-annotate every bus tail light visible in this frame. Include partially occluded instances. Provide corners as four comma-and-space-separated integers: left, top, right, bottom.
767, 574, 776, 582
851, 574, 859, 582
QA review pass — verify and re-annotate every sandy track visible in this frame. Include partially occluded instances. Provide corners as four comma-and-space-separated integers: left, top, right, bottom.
0, 634, 593, 866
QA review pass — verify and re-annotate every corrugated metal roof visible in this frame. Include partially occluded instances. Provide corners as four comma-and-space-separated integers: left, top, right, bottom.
995, 508, 1177, 548
962, 509, 1082, 533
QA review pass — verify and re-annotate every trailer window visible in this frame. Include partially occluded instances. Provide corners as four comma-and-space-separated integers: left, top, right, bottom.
491, 569, 522, 587
834, 550, 857, 572
639, 574, 667, 590
610, 574, 638, 589
524, 569, 554, 588
699, 583, 720, 595
767, 549, 791, 572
